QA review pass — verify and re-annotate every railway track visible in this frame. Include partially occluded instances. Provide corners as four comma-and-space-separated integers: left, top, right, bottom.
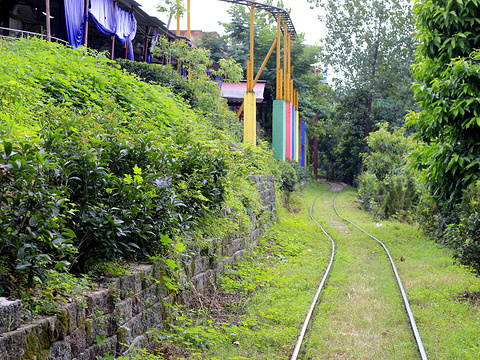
290, 183, 428, 360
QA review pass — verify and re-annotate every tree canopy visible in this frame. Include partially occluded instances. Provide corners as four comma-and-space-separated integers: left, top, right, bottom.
306, 0, 417, 182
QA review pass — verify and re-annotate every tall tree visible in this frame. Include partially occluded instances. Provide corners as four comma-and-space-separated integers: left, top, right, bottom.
307, 0, 416, 182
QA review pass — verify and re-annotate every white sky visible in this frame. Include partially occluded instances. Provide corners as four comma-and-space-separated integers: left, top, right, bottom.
137, 0, 325, 45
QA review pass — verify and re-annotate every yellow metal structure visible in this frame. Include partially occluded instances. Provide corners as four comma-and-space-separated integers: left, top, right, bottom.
187, 0, 191, 39
243, 4, 256, 144
295, 90, 299, 160
235, 37, 278, 118
244, 92, 257, 144
215, 0, 298, 146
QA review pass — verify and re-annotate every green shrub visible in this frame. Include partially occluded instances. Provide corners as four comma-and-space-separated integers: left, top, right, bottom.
278, 161, 298, 193
0, 141, 76, 288
443, 182, 480, 273
0, 38, 278, 294
357, 124, 420, 220
115, 59, 197, 106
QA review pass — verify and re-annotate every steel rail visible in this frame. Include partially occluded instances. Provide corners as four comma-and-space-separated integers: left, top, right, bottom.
333, 188, 428, 360
290, 185, 338, 360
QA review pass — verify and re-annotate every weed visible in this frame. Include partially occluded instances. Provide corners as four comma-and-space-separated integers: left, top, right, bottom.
95, 334, 108, 345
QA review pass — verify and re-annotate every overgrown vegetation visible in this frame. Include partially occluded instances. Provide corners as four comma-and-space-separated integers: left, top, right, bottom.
407, 0, 480, 272
306, 0, 417, 184
0, 39, 303, 314
106, 184, 332, 359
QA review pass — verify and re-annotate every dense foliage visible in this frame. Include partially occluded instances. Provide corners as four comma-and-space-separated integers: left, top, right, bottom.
0, 39, 301, 297
116, 59, 197, 106
408, 0, 480, 271
408, 0, 480, 203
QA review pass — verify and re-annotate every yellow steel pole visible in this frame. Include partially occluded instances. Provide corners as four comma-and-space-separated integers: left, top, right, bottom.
236, 103, 245, 118
236, 37, 278, 119
276, 14, 282, 100
248, 4, 255, 92
244, 4, 256, 144
254, 38, 277, 84
287, 35, 292, 102
187, 0, 191, 39
290, 78, 294, 104
176, 10, 180, 36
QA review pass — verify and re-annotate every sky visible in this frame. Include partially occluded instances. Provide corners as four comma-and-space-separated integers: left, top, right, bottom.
138, 0, 326, 45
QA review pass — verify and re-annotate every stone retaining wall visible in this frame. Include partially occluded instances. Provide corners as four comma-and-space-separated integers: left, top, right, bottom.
0, 175, 276, 360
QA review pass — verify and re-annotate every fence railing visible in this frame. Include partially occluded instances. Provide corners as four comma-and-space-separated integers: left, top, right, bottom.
0, 27, 69, 46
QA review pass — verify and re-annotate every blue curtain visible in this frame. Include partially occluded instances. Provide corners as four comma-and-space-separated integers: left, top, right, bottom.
127, 39, 134, 60
61, 0, 137, 54
62, 0, 86, 48
115, 5, 137, 43
147, 29, 158, 64
89, 0, 116, 35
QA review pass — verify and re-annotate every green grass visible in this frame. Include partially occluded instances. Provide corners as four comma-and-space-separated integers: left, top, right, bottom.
304, 188, 418, 359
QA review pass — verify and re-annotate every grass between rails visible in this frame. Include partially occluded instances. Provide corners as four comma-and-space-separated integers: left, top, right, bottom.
304, 188, 418, 359
305, 186, 480, 360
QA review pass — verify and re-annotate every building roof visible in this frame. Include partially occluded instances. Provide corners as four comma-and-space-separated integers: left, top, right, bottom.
220, 81, 266, 103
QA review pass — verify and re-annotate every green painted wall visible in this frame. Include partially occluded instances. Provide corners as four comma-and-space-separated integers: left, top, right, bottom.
272, 100, 286, 161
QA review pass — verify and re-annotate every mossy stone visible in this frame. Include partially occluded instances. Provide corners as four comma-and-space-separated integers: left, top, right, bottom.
116, 326, 127, 342
54, 309, 71, 339
20, 329, 51, 360
20, 332, 38, 360
77, 314, 85, 329
39, 324, 54, 349
85, 319, 92, 339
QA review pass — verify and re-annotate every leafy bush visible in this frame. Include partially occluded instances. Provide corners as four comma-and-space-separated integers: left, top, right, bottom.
0, 141, 76, 288
357, 125, 420, 220
409, 0, 480, 204
443, 182, 480, 273
150, 38, 244, 139
278, 161, 298, 193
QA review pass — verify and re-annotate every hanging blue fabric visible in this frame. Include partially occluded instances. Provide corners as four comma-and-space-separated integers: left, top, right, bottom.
127, 39, 134, 60
89, 0, 116, 35
147, 29, 159, 64
115, 5, 137, 44
62, 0, 86, 48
